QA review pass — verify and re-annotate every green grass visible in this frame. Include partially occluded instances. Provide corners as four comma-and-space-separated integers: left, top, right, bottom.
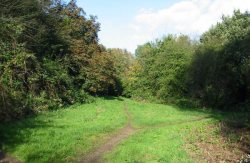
124, 99, 212, 127
1, 97, 230, 163
104, 99, 217, 163
105, 123, 208, 163
0, 97, 127, 162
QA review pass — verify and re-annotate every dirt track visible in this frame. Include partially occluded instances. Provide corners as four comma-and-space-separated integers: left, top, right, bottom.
79, 105, 210, 163
79, 105, 136, 163
0, 151, 21, 163
1, 104, 210, 163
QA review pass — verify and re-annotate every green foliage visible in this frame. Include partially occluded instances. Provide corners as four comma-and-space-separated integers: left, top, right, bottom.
125, 10, 250, 112
189, 10, 250, 110
0, 0, 132, 121
107, 48, 134, 96
1, 1, 249, 123
126, 35, 195, 101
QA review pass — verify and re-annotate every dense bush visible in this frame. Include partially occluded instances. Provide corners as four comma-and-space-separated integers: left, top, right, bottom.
0, 0, 132, 121
126, 10, 249, 111
126, 35, 195, 101
1, 1, 249, 122
188, 10, 250, 110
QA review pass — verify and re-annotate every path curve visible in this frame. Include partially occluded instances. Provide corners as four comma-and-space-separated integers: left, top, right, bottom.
78, 105, 211, 163
79, 105, 136, 163
1, 104, 211, 163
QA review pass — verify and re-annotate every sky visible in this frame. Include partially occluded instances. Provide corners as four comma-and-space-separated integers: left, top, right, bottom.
72, 0, 250, 53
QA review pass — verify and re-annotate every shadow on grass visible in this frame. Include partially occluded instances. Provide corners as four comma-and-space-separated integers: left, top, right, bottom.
102, 96, 124, 101
171, 98, 250, 126
169, 98, 222, 118
1, 97, 249, 162
0, 113, 66, 162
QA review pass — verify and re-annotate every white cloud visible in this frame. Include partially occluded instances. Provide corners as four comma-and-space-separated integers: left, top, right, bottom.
128, 0, 250, 53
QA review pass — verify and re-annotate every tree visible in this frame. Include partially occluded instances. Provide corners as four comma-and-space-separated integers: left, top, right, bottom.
0, 0, 122, 121
128, 35, 195, 101
188, 10, 250, 109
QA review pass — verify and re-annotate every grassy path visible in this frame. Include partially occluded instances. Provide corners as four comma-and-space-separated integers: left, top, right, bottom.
80, 105, 136, 163
1, 98, 247, 162
0, 98, 127, 162
80, 102, 211, 163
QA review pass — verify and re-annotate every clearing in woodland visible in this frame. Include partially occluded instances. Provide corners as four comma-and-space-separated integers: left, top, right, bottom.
0, 98, 249, 163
